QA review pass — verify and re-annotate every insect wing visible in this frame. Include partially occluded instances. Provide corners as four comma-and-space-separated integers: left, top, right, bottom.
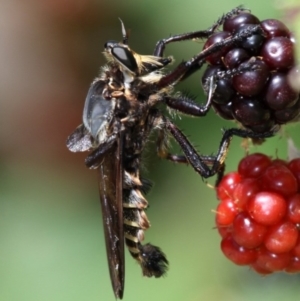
66, 124, 93, 152
83, 80, 115, 140
97, 135, 124, 299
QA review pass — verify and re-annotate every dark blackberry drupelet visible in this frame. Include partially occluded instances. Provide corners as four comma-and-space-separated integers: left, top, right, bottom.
202, 12, 299, 132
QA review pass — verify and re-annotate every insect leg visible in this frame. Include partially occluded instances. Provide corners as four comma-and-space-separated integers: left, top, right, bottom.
165, 118, 276, 178
142, 57, 174, 73
156, 120, 222, 167
156, 122, 226, 184
85, 134, 117, 169
153, 6, 246, 56
156, 24, 264, 89
164, 59, 259, 117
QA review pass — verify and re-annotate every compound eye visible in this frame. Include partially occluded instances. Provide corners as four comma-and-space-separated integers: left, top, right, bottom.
111, 46, 138, 73
104, 40, 118, 50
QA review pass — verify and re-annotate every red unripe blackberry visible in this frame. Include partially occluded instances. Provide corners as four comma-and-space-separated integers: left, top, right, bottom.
215, 153, 300, 275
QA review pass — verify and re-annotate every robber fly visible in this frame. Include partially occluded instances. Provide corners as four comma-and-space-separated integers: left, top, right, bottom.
66, 7, 276, 299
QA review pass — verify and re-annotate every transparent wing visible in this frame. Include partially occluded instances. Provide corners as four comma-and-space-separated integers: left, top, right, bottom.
66, 124, 93, 152
97, 134, 124, 299
83, 80, 115, 140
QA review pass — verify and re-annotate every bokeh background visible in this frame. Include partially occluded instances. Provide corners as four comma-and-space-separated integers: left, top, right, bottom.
1, 0, 300, 300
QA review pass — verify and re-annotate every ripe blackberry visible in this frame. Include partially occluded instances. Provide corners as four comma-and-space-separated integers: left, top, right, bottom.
202, 11, 299, 132
215, 153, 300, 274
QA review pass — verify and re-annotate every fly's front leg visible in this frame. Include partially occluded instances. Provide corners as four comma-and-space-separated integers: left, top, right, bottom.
154, 5, 247, 57
157, 24, 264, 89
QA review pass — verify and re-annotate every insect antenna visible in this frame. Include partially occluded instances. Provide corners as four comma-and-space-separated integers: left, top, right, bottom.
119, 18, 128, 45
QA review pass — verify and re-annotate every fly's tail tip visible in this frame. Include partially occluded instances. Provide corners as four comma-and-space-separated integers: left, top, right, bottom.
139, 243, 169, 277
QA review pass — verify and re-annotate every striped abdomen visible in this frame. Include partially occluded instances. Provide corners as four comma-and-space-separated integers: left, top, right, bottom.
123, 171, 168, 277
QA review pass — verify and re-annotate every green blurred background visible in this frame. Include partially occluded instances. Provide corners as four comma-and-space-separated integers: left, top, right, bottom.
1, 0, 300, 300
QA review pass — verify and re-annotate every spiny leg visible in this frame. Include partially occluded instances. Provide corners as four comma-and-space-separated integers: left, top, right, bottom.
85, 119, 123, 168
164, 75, 215, 117
164, 118, 277, 179
164, 59, 259, 117
156, 121, 225, 185
156, 24, 264, 89
156, 126, 218, 165
85, 134, 117, 169
142, 57, 174, 73
154, 5, 247, 57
